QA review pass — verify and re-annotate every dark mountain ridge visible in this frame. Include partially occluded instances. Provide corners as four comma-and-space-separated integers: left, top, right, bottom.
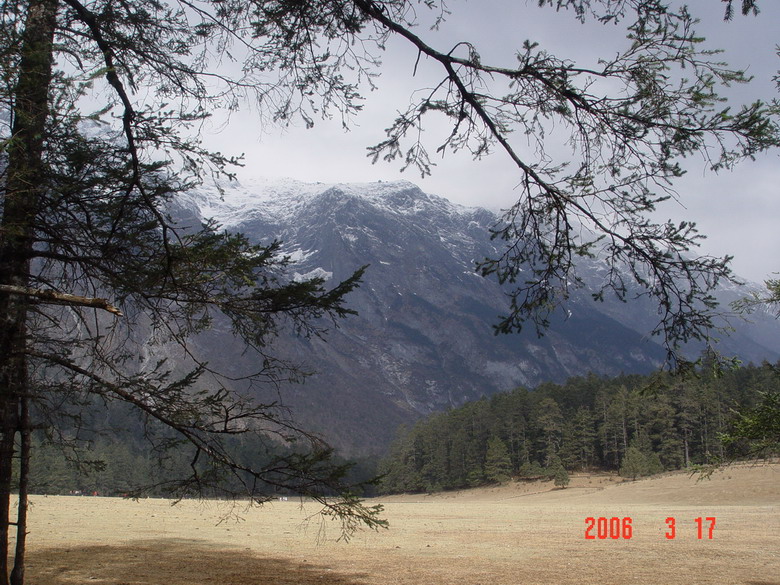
175, 178, 779, 455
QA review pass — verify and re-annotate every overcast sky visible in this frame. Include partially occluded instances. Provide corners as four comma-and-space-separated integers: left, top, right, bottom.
203, 0, 779, 284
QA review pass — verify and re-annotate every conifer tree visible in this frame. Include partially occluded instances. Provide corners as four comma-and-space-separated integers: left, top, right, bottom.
619, 445, 647, 480
0, 2, 385, 581
619, 442, 663, 480
537, 397, 564, 466
560, 407, 597, 470
484, 436, 512, 484
552, 460, 570, 489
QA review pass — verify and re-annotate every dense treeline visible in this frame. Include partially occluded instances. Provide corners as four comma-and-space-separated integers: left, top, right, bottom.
23, 434, 378, 499
19, 399, 379, 498
379, 361, 780, 493
23, 361, 778, 497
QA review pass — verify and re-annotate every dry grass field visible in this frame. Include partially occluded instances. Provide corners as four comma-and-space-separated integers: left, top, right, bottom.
21, 462, 780, 585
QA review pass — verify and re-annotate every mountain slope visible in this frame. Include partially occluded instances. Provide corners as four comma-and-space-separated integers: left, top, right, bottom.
176, 178, 779, 455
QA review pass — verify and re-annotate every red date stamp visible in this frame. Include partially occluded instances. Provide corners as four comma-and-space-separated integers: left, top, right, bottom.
585, 516, 716, 540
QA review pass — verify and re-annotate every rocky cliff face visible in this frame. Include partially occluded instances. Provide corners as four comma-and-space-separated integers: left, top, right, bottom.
176, 178, 779, 455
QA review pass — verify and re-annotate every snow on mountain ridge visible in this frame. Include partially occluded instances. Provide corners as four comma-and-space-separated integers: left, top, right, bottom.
181, 177, 774, 298
169, 176, 780, 455
186, 177, 488, 229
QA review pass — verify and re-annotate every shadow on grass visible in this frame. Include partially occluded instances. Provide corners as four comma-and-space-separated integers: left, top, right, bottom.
28, 538, 369, 585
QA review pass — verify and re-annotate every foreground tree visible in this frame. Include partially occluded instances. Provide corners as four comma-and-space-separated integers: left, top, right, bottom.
1, 1, 778, 583
0, 1, 388, 583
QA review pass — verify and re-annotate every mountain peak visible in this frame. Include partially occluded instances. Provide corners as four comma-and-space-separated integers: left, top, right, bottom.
184, 177, 483, 230
175, 176, 780, 455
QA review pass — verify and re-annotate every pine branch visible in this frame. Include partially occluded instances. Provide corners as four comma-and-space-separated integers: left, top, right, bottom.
0, 284, 122, 316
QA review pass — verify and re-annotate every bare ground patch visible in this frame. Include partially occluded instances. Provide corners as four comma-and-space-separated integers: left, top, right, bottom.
22, 463, 780, 585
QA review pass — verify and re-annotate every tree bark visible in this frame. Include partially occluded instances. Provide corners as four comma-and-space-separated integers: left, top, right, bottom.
0, 1, 59, 583
10, 396, 30, 585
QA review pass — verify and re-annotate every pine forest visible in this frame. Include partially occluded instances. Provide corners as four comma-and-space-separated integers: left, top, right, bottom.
378, 361, 780, 493
14, 361, 780, 498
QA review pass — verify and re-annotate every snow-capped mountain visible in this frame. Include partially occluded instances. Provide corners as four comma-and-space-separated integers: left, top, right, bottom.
176, 178, 780, 455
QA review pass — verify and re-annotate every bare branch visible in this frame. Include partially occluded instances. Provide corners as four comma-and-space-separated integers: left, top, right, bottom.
0, 284, 122, 316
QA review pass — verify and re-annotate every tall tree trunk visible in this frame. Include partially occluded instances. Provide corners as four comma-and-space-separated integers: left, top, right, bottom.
0, 2, 59, 584
10, 396, 30, 585
0, 422, 15, 585
621, 418, 628, 454
716, 393, 725, 459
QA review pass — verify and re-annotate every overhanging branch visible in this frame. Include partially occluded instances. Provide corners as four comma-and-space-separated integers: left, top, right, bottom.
0, 284, 122, 316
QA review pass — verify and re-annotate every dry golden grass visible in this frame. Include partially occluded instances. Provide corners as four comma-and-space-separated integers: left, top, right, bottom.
22, 462, 780, 585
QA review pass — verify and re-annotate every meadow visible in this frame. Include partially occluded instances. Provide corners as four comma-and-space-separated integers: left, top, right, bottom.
23, 463, 779, 585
